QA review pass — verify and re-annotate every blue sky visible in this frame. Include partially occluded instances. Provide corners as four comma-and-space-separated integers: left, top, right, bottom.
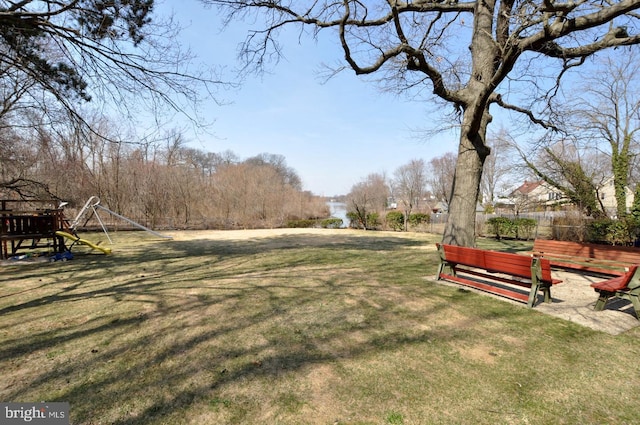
156, 2, 460, 196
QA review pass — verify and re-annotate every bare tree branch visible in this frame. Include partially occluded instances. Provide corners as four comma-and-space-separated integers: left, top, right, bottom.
201, 0, 640, 245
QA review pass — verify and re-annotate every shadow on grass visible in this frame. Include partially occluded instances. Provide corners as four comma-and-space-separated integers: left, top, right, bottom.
0, 233, 432, 315
1, 231, 457, 423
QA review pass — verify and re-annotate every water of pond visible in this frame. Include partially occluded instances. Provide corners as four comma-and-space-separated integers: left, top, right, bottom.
327, 201, 348, 228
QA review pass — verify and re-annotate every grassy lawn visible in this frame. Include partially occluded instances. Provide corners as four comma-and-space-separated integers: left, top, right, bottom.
1, 230, 639, 425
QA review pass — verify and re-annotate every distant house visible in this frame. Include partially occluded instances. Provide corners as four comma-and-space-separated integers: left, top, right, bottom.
431, 201, 448, 214
597, 176, 635, 217
496, 180, 567, 213
496, 177, 635, 216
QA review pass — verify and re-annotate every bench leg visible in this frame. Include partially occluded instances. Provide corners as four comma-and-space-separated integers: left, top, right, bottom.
628, 294, 640, 320
436, 261, 455, 280
527, 281, 553, 308
542, 285, 552, 304
436, 261, 445, 280
527, 283, 540, 308
593, 292, 612, 311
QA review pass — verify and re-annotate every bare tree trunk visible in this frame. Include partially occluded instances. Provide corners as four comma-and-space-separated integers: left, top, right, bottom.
443, 105, 491, 246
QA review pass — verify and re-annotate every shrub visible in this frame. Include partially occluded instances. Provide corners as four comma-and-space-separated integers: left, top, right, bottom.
408, 212, 430, 226
285, 219, 316, 228
587, 218, 639, 246
487, 216, 512, 239
513, 218, 536, 240
346, 211, 381, 230
367, 212, 381, 230
320, 218, 343, 229
487, 216, 537, 240
346, 211, 360, 229
386, 211, 405, 231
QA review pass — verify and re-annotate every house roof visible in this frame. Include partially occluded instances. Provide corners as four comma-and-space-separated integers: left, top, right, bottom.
512, 180, 542, 195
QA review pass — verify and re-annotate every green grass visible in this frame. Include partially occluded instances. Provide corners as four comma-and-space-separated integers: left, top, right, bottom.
1, 229, 639, 425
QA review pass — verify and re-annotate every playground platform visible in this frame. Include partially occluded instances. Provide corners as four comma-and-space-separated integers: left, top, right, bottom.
0, 200, 67, 259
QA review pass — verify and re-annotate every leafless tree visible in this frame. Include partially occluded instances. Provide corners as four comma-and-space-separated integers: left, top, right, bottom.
244, 153, 303, 191
347, 173, 390, 230
567, 53, 640, 218
515, 53, 640, 218
393, 159, 427, 230
520, 137, 609, 218
0, 1, 225, 198
200, 0, 640, 246
482, 127, 517, 207
0, 117, 49, 198
428, 152, 457, 211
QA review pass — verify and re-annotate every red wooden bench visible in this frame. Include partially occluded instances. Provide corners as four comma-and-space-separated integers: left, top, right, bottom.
591, 265, 640, 319
533, 239, 640, 276
436, 244, 561, 308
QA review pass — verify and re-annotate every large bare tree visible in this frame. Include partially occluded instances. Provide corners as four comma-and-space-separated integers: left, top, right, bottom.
519, 136, 610, 217
516, 53, 640, 218
201, 0, 640, 246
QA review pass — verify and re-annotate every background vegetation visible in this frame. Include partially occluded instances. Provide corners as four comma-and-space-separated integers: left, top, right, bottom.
0, 125, 328, 229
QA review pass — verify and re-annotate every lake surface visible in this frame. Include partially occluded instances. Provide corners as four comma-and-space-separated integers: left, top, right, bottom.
327, 201, 348, 228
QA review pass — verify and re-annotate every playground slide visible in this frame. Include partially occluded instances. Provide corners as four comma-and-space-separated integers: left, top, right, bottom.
55, 231, 112, 254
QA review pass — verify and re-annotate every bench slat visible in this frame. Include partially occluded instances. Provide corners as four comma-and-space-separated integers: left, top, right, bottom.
537, 258, 562, 284
534, 239, 640, 275
454, 268, 533, 289
591, 276, 629, 292
437, 245, 486, 269
483, 251, 532, 278
546, 260, 625, 276
591, 266, 638, 292
439, 273, 530, 303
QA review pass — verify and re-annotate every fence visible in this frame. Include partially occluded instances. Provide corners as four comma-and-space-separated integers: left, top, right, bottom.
429, 211, 592, 241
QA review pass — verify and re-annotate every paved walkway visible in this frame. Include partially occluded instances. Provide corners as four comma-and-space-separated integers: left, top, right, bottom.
535, 270, 639, 335
434, 270, 639, 335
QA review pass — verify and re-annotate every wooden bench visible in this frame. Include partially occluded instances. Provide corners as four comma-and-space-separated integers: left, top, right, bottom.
436, 244, 561, 308
532, 239, 640, 276
591, 265, 640, 319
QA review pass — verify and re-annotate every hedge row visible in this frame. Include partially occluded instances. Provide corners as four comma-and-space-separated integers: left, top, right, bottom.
385, 211, 431, 231
586, 218, 640, 246
486, 217, 537, 240
285, 218, 344, 229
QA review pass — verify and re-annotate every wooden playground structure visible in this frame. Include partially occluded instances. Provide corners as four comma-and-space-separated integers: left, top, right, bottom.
0, 199, 67, 259
1, 196, 171, 259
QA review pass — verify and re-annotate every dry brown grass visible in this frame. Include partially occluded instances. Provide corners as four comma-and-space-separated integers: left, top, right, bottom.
1, 229, 639, 424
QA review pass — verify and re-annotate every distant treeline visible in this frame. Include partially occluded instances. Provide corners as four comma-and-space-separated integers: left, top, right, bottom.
1, 125, 328, 230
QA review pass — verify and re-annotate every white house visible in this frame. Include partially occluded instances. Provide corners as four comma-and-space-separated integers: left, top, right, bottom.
597, 176, 635, 217
497, 180, 568, 213
497, 178, 635, 216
